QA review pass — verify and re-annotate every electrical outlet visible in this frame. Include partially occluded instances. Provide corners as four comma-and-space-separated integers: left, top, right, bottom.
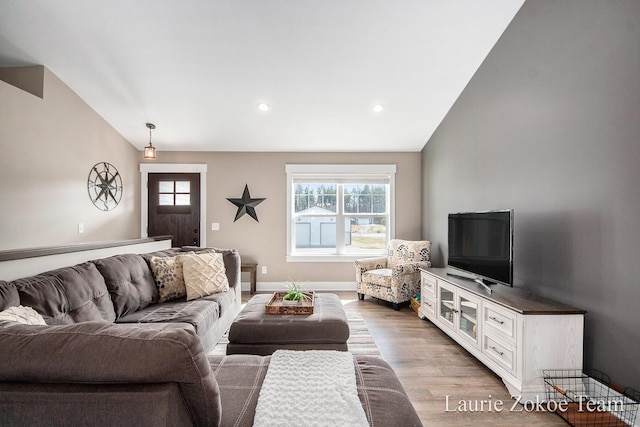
262, 266, 267, 274
211, 222, 220, 231
78, 223, 84, 234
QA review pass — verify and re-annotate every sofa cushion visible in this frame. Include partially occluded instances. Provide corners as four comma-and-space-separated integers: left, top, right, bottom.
116, 299, 220, 343
148, 255, 187, 303
0, 322, 221, 427
0, 305, 46, 327
179, 252, 229, 300
0, 382, 194, 427
0, 281, 19, 311
92, 254, 159, 319
209, 354, 269, 427
11, 262, 116, 324
208, 354, 422, 427
201, 289, 236, 318
362, 268, 393, 288
141, 248, 182, 259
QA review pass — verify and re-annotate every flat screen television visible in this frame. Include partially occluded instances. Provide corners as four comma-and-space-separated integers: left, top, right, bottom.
447, 210, 513, 293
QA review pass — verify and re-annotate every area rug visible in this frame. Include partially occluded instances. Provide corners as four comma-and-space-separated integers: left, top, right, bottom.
210, 312, 381, 357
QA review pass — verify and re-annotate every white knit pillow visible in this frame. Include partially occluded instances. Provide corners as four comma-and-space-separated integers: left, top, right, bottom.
0, 305, 46, 325
179, 252, 229, 300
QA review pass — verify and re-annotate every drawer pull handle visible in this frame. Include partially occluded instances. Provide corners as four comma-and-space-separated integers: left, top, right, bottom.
425, 301, 432, 307
489, 346, 504, 356
489, 316, 505, 325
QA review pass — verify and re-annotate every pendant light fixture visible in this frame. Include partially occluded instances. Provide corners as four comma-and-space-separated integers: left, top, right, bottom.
144, 123, 157, 160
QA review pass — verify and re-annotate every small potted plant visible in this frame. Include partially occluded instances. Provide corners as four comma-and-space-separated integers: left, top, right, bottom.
282, 280, 310, 305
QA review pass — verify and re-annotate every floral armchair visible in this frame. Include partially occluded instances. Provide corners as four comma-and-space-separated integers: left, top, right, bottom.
354, 239, 431, 310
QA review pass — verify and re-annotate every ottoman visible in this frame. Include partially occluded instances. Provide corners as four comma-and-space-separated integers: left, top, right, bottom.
226, 293, 350, 355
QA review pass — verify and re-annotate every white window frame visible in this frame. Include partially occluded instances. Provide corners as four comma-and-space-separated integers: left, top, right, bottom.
286, 164, 396, 262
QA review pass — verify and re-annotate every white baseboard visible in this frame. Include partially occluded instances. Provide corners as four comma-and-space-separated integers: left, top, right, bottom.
240, 281, 357, 293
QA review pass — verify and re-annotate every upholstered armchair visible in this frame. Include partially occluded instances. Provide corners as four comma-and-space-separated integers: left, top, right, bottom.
355, 239, 431, 310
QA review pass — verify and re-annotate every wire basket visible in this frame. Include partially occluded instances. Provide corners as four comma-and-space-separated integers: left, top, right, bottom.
410, 296, 420, 313
543, 369, 640, 427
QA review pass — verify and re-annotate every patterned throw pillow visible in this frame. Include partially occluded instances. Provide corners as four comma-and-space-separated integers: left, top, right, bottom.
148, 256, 187, 303
0, 305, 47, 326
179, 252, 229, 301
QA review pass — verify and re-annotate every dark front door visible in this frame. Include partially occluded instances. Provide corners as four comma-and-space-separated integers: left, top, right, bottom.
148, 173, 200, 247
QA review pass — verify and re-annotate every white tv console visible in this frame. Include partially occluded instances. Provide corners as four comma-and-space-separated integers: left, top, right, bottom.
418, 268, 586, 401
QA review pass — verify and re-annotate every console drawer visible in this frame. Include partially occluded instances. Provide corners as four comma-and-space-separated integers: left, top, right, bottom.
421, 273, 436, 296
419, 294, 436, 319
484, 302, 517, 344
483, 335, 515, 374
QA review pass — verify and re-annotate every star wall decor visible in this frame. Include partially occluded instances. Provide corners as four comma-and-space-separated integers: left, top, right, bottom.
226, 184, 266, 222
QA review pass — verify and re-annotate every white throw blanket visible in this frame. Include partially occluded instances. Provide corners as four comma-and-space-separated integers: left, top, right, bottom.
253, 350, 369, 427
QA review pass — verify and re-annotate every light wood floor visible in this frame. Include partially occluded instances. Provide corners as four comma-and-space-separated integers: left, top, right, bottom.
243, 291, 566, 426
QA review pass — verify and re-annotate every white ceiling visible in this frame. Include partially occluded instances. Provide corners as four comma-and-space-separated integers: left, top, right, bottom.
0, 0, 524, 152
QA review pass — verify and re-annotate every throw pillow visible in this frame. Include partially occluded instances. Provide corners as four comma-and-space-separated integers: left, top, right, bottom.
179, 252, 229, 301
0, 305, 47, 326
148, 255, 187, 303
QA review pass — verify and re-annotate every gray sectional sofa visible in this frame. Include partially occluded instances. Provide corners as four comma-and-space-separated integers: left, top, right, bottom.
0, 246, 242, 352
0, 246, 423, 426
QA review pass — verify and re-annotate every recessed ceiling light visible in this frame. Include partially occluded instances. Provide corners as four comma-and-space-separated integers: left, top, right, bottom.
372, 104, 384, 113
257, 103, 270, 112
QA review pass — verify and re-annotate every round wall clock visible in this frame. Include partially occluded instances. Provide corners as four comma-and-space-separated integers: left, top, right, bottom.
87, 162, 123, 211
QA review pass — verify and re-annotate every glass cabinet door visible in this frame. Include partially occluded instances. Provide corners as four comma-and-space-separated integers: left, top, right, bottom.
439, 286, 455, 326
459, 295, 479, 342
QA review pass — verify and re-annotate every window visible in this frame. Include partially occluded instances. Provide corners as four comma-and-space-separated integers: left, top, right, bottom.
157, 180, 192, 214
158, 180, 191, 206
286, 164, 396, 262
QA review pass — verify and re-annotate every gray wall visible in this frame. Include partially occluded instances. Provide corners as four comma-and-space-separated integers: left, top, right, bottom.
0, 67, 140, 250
422, 0, 640, 389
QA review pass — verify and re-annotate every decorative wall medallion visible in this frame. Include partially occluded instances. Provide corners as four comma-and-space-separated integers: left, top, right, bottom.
227, 184, 265, 222
87, 162, 123, 211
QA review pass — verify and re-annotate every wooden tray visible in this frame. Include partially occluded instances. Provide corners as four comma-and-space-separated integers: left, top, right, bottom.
265, 291, 315, 315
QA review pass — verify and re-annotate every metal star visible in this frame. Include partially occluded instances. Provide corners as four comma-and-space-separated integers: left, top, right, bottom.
227, 184, 266, 222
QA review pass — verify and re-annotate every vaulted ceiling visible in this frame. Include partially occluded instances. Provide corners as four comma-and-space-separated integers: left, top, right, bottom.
0, 0, 524, 152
